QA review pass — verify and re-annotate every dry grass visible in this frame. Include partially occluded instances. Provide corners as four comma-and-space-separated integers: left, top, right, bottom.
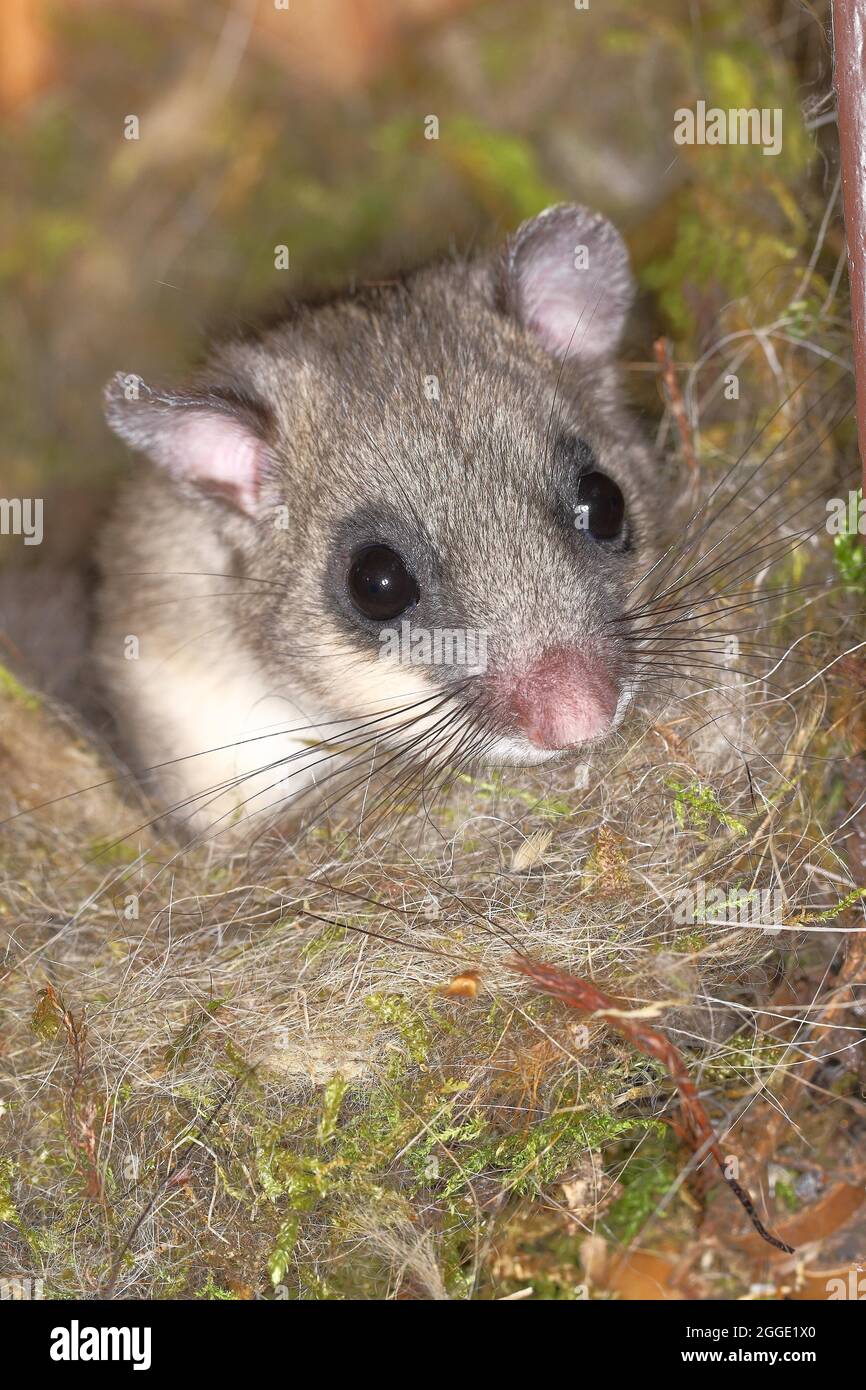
1, 290, 864, 1300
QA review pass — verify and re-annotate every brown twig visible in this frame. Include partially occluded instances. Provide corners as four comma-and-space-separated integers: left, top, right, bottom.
654, 335, 698, 472
833, 0, 866, 491
506, 954, 795, 1253
34, 982, 104, 1203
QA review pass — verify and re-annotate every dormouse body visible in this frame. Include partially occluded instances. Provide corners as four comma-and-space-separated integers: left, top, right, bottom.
96, 204, 666, 838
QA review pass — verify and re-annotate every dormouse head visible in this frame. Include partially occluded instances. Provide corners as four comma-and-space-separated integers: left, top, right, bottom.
105, 203, 662, 767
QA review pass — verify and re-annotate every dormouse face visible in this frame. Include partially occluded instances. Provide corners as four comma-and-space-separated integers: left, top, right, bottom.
105, 204, 663, 769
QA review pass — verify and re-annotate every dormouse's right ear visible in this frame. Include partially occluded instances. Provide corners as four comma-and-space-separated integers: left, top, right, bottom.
104, 372, 272, 518
500, 203, 635, 363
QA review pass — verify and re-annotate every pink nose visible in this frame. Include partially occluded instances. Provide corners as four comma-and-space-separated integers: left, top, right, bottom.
493, 645, 620, 750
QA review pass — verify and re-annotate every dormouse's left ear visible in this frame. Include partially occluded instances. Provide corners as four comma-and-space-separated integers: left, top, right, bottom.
503, 203, 635, 362
104, 373, 271, 517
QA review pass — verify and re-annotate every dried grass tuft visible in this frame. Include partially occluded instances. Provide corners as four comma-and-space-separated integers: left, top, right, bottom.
1, 291, 864, 1300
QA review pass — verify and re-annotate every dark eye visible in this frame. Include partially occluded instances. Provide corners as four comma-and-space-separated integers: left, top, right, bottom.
575, 470, 625, 541
348, 544, 420, 621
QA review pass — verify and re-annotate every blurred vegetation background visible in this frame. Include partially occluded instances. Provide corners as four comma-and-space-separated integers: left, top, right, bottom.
0, 0, 840, 561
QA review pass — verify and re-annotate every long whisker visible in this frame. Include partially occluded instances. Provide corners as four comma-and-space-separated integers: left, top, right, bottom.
0, 687, 452, 830
625, 363, 838, 603
626, 402, 853, 620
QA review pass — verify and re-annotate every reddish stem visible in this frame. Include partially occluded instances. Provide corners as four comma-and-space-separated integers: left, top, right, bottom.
833, 0, 866, 491
507, 954, 794, 1254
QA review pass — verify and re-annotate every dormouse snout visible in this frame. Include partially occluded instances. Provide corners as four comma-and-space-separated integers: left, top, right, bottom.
489, 644, 621, 751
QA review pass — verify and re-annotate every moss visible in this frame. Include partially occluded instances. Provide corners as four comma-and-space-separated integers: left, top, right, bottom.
435, 115, 561, 221
297, 1271, 339, 1300
87, 837, 141, 866
418, 1107, 658, 1202
773, 1179, 799, 1213
796, 886, 866, 923
668, 932, 707, 953
366, 992, 431, 1065
457, 772, 572, 820
0, 1157, 19, 1225
701, 1036, 786, 1081
668, 780, 748, 838
163, 1000, 224, 1070
605, 1133, 681, 1243
301, 924, 347, 960
317, 1074, 349, 1144
0, 664, 40, 711
834, 531, 866, 593
268, 1217, 300, 1287
197, 1274, 240, 1300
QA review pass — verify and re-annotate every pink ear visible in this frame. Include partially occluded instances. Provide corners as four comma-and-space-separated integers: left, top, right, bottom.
165, 413, 264, 515
507, 204, 635, 362
104, 374, 267, 517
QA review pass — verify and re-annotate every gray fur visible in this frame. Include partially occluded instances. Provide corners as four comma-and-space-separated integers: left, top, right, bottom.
95, 204, 668, 832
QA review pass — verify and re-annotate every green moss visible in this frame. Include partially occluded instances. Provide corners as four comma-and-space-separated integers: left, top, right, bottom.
268, 1217, 300, 1287
0, 664, 40, 711
798, 886, 866, 923
834, 540, 866, 591
87, 837, 140, 866
197, 1274, 240, 1300
418, 1108, 655, 1202
834, 493, 866, 592
302, 924, 346, 961
163, 999, 224, 1070
298, 1271, 338, 1300
366, 992, 431, 1065
0, 1157, 19, 1224
456, 772, 571, 820
317, 1074, 349, 1144
658, 931, 708, 954
668, 780, 748, 837
332, 1078, 420, 1169
773, 1179, 799, 1213
605, 1133, 680, 1243
702, 1035, 785, 1081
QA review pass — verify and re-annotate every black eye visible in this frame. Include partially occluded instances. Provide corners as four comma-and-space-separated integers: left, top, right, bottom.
348, 545, 420, 621
575, 470, 625, 541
